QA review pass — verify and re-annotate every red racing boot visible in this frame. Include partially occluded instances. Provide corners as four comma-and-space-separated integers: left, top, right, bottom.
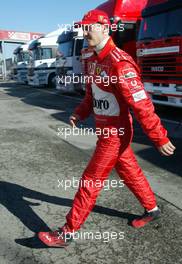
131, 208, 161, 228
38, 227, 73, 248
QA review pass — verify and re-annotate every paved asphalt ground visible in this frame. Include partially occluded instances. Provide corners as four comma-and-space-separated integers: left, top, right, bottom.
0, 81, 182, 264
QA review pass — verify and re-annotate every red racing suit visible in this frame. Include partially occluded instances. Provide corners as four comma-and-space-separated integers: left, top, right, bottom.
65, 37, 169, 232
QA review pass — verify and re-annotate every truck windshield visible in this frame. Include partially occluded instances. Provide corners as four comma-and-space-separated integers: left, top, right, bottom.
33, 48, 41, 60
114, 22, 136, 48
167, 8, 182, 37
57, 40, 73, 57
138, 8, 182, 41
41, 48, 52, 59
32, 47, 52, 60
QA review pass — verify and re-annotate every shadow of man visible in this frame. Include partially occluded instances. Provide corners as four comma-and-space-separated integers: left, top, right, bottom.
0, 181, 137, 248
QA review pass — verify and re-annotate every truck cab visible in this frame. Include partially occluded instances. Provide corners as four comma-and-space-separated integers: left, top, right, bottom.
13, 43, 31, 84
137, 0, 182, 107
56, 27, 84, 92
28, 30, 63, 88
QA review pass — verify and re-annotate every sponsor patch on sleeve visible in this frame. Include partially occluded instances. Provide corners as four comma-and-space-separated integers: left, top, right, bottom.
132, 90, 147, 102
122, 68, 137, 79
119, 66, 144, 93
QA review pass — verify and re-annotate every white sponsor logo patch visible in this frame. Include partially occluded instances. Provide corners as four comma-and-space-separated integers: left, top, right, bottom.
132, 90, 147, 102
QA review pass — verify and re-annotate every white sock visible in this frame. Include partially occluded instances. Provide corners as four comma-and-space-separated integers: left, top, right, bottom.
147, 206, 159, 213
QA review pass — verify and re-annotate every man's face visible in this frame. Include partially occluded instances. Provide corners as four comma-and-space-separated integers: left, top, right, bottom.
82, 23, 109, 47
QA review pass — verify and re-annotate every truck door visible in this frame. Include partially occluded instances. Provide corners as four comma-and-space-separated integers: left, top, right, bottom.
72, 38, 84, 74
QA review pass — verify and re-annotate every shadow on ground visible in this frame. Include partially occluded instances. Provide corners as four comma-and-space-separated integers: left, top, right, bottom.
0, 181, 138, 248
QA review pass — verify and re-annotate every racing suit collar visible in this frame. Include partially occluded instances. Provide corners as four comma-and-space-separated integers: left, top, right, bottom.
95, 37, 116, 62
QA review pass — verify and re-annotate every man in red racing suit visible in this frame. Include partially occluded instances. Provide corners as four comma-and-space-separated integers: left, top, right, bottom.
38, 9, 176, 247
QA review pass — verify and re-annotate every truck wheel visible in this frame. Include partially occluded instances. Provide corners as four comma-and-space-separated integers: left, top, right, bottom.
48, 74, 56, 88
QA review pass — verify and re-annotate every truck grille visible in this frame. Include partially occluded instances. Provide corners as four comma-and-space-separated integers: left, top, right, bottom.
152, 95, 168, 101
139, 54, 182, 81
28, 67, 34, 76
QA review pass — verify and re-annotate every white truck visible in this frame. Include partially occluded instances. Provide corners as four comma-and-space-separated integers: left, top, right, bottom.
13, 43, 32, 84
56, 27, 84, 93
28, 29, 63, 88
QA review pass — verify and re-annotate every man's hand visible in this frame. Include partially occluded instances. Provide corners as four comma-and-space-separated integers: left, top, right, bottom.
158, 141, 176, 156
69, 114, 80, 128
